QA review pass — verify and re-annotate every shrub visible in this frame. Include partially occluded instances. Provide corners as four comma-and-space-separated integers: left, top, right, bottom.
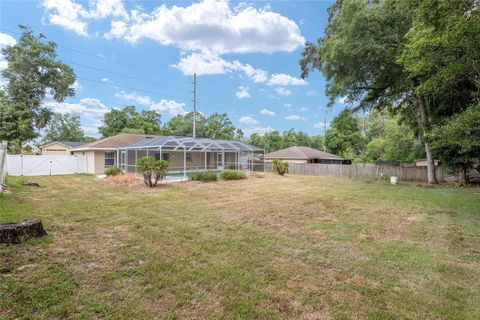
188, 171, 218, 182
220, 170, 246, 180
272, 160, 288, 175
105, 167, 122, 176
136, 156, 169, 187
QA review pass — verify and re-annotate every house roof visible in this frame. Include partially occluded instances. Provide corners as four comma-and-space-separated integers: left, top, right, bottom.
264, 146, 344, 160
41, 141, 86, 149
70, 134, 160, 151
124, 136, 263, 152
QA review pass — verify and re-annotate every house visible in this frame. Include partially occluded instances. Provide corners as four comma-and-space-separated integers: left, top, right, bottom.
120, 136, 264, 175
264, 146, 349, 165
40, 141, 86, 155
69, 134, 264, 176
70, 134, 159, 175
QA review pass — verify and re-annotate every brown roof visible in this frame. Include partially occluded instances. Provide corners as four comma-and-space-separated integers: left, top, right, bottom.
70, 134, 160, 150
264, 146, 344, 160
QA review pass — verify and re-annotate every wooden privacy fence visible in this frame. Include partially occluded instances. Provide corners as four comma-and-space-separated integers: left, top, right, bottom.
265, 162, 445, 182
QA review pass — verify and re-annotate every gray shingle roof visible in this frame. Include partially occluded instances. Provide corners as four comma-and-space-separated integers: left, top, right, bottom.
264, 146, 343, 160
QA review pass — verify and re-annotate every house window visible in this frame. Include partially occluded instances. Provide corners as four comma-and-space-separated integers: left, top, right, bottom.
186, 152, 192, 162
154, 152, 161, 160
105, 151, 116, 167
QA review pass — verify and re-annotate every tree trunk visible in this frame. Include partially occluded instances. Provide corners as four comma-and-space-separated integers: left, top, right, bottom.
417, 96, 437, 184
0, 220, 47, 244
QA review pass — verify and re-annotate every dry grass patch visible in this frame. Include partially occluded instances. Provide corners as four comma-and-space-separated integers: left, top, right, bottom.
1, 174, 479, 319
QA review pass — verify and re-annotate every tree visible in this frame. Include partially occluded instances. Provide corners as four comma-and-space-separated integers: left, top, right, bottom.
136, 156, 169, 187
431, 102, 480, 184
324, 110, 365, 156
41, 113, 85, 143
203, 113, 238, 140
365, 118, 416, 163
300, 0, 480, 184
0, 26, 76, 153
162, 112, 206, 137
99, 106, 161, 137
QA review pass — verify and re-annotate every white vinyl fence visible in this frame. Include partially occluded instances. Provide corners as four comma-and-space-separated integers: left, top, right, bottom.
5, 155, 87, 176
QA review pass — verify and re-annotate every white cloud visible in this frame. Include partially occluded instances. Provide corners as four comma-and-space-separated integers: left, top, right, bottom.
0, 32, 16, 47
71, 80, 82, 91
267, 73, 307, 86
41, 0, 128, 36
116, 90, 186, 116
235, 86, 250, 99
150, 100, 186, 116
314, 121, 330, 129
239, 115, 259, 125
172, 50, 268, 83
259, 108, 275, 116
242, 126, 274, 137
285, 114, 305, 121
44, 97, 109, 121
283, 103, 291, 108
81, 125, 101, 137
275, 87, 292, 96
0, 32, 16, 74
108, 0, 304, 54
299, 107, 309, 112
306, 90, 316, 96
115, 91, 152, 106
338, 96, 348, 104
101, 77, 109, 82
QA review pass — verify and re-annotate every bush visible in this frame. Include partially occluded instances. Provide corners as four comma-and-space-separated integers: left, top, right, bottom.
105, 167, 122, 176
188, 171, 218, 182
136, 156, 169, 187
220, 170, 246, 180
272, 160, 288, 175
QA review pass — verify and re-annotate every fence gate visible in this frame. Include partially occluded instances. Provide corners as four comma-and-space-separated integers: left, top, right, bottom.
5, 155, 87, 176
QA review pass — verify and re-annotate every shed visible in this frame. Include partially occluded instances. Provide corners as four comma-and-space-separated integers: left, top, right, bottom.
40, 141, 86, 155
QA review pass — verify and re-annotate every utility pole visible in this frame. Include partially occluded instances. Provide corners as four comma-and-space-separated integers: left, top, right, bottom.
192, 73, 197, 138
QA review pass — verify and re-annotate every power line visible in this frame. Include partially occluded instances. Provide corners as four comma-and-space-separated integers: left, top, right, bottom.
0, 28, 240, 117
0, 27, 187, 84
62, 59, 189, 94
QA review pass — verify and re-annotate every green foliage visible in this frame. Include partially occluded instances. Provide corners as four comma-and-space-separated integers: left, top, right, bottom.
104, 167, 122, 177
300, 0, 480, 183
136, 156, 169, 187
188, 171, 218, 182
99, 106, 161, 137
325, 110, 366, 156
162, 112, 241, 140
246, 130, 324, 154
41, 112, 85, 144
220, 170, 246, 180
365, 117, 417, 163
431, 102, 480, 183
272, 160, 288, 176
398, 0, 480, 114
0, 26, 75, 153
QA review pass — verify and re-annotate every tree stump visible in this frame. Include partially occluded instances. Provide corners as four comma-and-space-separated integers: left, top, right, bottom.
0, 220, 47, 244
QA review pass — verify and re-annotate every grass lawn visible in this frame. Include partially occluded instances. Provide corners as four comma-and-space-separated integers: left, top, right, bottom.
1, 174, 479, 319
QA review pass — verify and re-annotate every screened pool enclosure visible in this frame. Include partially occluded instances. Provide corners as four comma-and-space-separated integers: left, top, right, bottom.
119, 136, 264, 175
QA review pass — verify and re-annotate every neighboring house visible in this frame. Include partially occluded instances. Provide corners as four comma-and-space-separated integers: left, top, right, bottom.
264, 146, 349, 164
70, 134, 159, 175
40, 141, 86, 155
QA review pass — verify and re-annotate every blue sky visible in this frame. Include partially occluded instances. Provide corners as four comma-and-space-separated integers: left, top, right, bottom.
0, 0, 348, 138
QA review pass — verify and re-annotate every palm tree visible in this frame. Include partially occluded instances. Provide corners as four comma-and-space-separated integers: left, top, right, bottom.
153, 160, 169, 186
